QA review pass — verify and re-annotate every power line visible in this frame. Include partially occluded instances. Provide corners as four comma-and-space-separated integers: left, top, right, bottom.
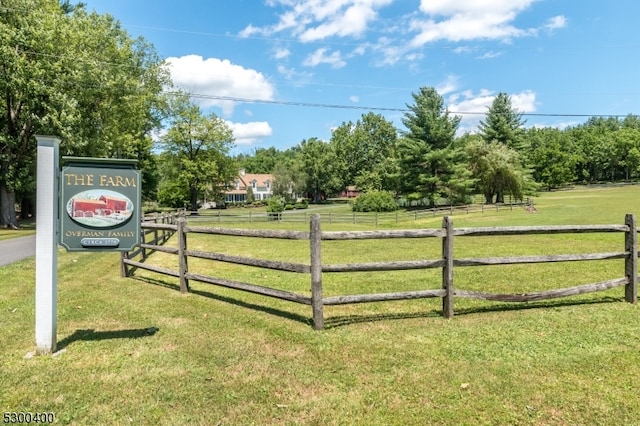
177, 92, 634, 118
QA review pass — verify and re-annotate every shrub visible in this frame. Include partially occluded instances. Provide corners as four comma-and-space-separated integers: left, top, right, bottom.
352, 190, 399, 212
294, 202, 308, 209
284, 204, 295, 210
266, 196, 286, 220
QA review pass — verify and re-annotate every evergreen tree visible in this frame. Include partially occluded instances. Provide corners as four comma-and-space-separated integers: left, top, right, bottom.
397, 87, 466, 206
478, 92, 526, 151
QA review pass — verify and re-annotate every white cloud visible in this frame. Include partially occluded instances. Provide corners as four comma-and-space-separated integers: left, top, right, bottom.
436, 75, 459, 95
303, 47, 347, 68
408, 0, 560, 48
276, 64, 314, 86
225, 120, 273, 146
545, 15, 567, 31
510, 90, 537, 113
477, 50, 502, 60
447, 89, 537, 133
274, 47, 291, 59
240, 1, 566, 67
419, 0, 534, 16
166, 55, 275, 116
240, 0, 394, 42
349, 95, 360, 102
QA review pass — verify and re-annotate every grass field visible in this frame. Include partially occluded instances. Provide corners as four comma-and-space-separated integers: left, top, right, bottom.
2, 186, 640, 425
0, 219, 35, 241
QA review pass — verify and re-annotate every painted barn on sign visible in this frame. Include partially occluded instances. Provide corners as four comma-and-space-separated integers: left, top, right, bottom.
100, 194, 127, 213
72, 198, 107, 218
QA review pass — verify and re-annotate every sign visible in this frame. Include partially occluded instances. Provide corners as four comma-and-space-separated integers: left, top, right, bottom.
60, 157, 141, 251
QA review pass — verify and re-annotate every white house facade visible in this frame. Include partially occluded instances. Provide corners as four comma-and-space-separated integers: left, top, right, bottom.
224, 169, 274, 203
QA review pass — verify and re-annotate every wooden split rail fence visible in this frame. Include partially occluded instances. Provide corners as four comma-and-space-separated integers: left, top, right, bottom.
191, 199, 531, 226
121, 213, 638, 330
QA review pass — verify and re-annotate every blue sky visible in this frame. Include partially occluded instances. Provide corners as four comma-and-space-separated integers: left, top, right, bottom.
85, 0, 640, 154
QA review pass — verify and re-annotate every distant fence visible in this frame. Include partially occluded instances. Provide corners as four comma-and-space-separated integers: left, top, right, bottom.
190, 198, 532, 225
121, 214, 638, 330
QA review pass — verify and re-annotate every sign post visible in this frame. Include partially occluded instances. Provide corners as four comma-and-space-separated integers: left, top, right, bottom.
35, 136, 60, 355
34, 137, 141, 354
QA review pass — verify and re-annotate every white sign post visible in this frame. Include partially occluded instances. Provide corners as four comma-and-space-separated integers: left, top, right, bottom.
35, 136, 60, 355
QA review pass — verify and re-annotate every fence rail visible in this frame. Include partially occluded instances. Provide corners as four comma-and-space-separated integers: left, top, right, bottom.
188, 199, 531, 226
121, 213, 638, 330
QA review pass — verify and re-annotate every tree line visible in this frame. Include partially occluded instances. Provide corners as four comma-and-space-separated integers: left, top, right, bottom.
3, 1, 640, 227
236, 90, 640, 208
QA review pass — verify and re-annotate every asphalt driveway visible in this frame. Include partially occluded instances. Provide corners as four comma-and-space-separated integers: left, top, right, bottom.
0, 235, 36, 267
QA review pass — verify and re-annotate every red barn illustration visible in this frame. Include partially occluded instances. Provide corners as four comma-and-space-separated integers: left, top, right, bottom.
71, 199, 107, 217
99, 195, 127, 213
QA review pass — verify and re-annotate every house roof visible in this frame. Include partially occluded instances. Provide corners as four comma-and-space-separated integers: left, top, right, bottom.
239, 173, 273, 188
225, 170, 275, 195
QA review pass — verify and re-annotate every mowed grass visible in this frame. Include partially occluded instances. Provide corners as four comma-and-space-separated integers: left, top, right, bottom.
0, 219, 35, 241
2, 185, 640, 425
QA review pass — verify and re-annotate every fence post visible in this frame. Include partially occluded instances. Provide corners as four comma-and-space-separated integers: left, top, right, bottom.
120, 252, 129, 278
161, 213, 167, 243
178, 217, 189, 293
442, 216, 454, 318
310, 214, 324, 330
625, 214, 637, 303
141, 221, 147, 260
153, 212, 159, 247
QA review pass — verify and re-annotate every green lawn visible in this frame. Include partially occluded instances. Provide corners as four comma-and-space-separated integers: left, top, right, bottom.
1, 185, 640, 425
0, 219, 35, 241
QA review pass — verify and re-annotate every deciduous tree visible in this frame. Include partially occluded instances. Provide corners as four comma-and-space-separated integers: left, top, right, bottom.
331, 112, 398, 192
0, 0, 167, 227
158, 92, 235, 211
299, 137, 342, 202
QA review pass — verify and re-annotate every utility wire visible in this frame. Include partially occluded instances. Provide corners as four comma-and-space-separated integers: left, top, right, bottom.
178, 92, 634, 118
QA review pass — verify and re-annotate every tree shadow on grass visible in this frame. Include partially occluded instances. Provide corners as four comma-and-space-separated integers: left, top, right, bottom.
57, 327, 159, 350
131, 275, 312, 327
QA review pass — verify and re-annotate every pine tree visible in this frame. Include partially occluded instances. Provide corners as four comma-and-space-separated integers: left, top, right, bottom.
397, 87, 469, 206
478, 92, 526, 151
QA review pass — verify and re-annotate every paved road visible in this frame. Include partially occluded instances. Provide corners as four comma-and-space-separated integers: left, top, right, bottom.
0, 235, 36, 267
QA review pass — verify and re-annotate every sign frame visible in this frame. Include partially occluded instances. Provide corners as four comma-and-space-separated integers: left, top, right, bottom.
59, 157, 141, 252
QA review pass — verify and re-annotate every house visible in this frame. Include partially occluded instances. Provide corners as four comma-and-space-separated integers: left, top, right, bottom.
339, 185, 360, 198
224, 169, 275, 203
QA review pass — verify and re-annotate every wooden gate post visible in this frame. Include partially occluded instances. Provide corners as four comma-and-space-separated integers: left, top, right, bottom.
625, 214, 637, 303
442, 216, 454, 318
310, 214, 324, 330
178, 217, 189, 293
